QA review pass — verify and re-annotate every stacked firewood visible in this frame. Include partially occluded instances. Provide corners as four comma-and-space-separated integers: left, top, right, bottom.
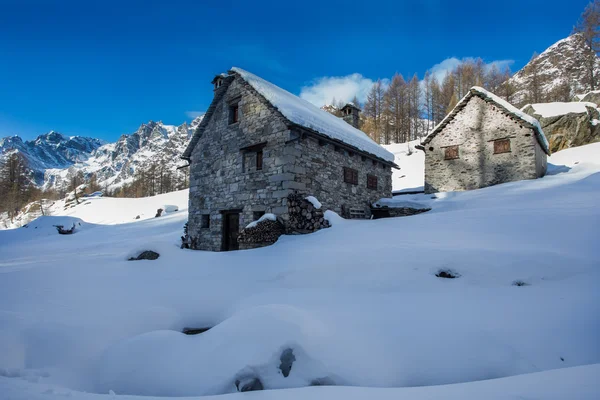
287, 193, 330, 233
238, 219, 285, 244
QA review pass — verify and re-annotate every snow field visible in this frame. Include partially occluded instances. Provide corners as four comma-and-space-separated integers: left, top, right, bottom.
0, 143, 598, 398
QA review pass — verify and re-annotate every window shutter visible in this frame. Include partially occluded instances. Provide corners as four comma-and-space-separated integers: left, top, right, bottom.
444, 145, 459, 160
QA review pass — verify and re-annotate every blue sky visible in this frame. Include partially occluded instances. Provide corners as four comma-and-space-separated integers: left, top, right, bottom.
0, 0, 589, 142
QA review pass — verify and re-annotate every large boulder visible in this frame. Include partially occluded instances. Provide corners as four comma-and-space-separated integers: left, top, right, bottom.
522, 102, 600, 152
574, 90, 600, 105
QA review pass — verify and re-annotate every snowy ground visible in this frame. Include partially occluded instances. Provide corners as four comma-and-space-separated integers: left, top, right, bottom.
383, 139, 424, 192
0, 144, 599, 399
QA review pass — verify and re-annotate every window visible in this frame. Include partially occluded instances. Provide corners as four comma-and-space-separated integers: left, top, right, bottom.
229, 104, 239, 124
444, 145, 459, 160
372, 160, 377, 166
334, 145, 341, 153
201, 214, 210, 229
367, 174, 378, 190
343, 167, 358, 185
253, 211, 265, 221
256, 150, 263, 170
494, 138, 511, 154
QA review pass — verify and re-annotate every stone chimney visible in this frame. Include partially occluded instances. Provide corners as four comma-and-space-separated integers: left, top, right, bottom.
211, 74, 226, 93
340, 103, 360, 129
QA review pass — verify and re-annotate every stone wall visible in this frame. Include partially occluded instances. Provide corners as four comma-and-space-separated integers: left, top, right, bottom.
295, 134, 393, 218
424, 96, 545, 194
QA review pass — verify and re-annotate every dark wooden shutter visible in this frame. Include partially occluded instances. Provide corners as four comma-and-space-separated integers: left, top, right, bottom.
367, 174, 378, 190
444, 145, 459, 160
494, 139, 511, 154
344, 167, 358, 185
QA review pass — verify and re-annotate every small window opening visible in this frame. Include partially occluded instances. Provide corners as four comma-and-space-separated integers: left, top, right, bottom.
201, 214, 210, 229
229, 104, 239, 124
256, 149, 263, 170
334, 145, 341, 153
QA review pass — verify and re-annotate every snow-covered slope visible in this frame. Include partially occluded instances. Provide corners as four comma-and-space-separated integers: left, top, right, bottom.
383, 139, 424, 192
0, 117, 202, 192
0, 143, 599, 399
507, 34, 600, 107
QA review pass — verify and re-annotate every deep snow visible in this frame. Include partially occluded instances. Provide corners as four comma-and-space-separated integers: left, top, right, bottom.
0, 143, 599, 399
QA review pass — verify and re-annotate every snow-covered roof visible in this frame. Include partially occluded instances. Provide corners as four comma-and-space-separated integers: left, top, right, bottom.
523, 102, 598, 118
230, 67, 394, 162
421, 86, 550, 155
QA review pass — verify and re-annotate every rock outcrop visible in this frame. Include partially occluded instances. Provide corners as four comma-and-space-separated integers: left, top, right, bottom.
522, 102, 600, 152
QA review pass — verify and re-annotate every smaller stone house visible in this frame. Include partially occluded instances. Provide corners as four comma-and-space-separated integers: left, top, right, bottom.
418, 87, 550, 194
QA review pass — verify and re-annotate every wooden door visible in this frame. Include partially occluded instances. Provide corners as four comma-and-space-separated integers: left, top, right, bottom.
223, 212, 240, 251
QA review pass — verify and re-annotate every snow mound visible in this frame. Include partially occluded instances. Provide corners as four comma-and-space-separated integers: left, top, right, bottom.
305, 196, 322, 209
231, 67, 394, 162
245, 213, 276, 229
162, 205, 179, 213
524, 102, 599, 118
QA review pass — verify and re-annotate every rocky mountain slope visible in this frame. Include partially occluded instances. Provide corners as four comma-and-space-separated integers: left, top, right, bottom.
508, 33, 600, 107
0, 117, 202, 192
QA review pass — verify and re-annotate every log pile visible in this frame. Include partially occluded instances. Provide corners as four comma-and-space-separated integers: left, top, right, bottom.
238, 218, 285, 246
286, 193, 330, 233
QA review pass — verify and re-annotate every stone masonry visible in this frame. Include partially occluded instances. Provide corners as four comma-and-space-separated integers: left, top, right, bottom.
185, 72, 394, 251
422, 94, 547, 194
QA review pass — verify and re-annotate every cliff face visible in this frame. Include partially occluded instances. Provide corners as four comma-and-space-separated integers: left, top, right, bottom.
508, 34, 600, 108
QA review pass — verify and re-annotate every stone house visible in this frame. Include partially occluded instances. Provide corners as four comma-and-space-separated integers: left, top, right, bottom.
418, 87, 550, 194
181, 67, 396, 251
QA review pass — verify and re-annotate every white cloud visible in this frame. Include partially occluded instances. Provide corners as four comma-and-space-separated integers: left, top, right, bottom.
428, 57, 514, 83
185, 111, 205, 119
299, 73, 376, 107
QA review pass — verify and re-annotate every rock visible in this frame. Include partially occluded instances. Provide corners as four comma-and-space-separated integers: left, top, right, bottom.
182, 327, 211, 335
279, 348, 296, 378
512, 280, 530, 286
155, 208, 163, 218
436, 269, 459, 279
134, 215, 140, 220
522, 103, 600, 152
235, 377, 263, 392
162, 205, 179, 213
575, 91, 600, 105
128, 250, 160, 261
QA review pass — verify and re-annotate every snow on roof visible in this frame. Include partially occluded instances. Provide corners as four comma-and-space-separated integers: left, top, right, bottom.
525, 102, 599, 118
231, 67, 395, 163
422, 86, 550, 155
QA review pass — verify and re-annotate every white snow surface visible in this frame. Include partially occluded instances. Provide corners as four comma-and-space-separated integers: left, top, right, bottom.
525, 102, 599, 118
0, 143, 599, 398
305, 196, 322, 209
382, 140, 424, 192
231, 67, 394, 162
245, 213, 276, 229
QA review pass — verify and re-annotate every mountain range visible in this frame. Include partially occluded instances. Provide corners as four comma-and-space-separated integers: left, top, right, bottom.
0, 117, 202, 192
